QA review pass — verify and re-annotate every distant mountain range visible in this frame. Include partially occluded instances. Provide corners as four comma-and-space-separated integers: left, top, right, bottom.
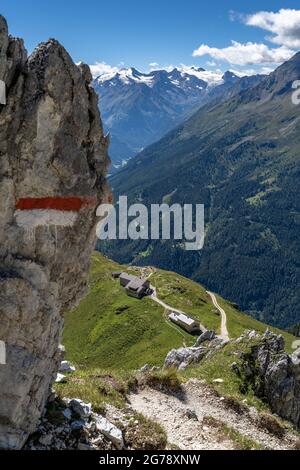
93, 67, 263, 171
101, 52, 300, 329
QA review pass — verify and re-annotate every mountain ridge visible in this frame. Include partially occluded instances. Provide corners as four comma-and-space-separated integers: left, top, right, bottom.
94, 66, 264, 170
102, 52, 300, 329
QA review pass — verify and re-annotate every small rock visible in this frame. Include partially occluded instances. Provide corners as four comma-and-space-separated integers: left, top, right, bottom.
213, 378, 224, 384
77, 442, 95, 451
39, 434, 53, 446
92, 436, 104, 446
59, 361, 76, 374
55, 373, 67, 383
203, 426, 210, 432
71, 420, 86, 431
248, 330, 259, 340
185, 408, 198, 421
230, 362, 240, 375
69, 399, 92, 419
95, 416, 124, 450
62, 408, 72, 420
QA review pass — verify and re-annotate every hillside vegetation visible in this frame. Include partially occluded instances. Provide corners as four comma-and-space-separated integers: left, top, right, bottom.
63, 253, 296, 372
103, 52, 300, 329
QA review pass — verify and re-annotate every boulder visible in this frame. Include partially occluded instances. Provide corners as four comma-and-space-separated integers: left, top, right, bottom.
240, 330, 300, 429
95, 416, 124, 450
194, 330, 215, 347
0, 15, 110, 449
69, 399, 92, 420
164, 347, 207, 370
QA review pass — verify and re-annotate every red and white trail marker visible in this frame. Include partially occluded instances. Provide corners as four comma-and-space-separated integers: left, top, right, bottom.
15, 196, 97, 229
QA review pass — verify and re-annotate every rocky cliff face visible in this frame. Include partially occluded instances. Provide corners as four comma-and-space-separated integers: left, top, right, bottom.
0, 16, 110, 449
240, 331, 300, 429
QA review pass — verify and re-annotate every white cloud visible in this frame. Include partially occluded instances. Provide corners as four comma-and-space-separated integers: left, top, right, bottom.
229, 66, 275, 77
89, 62, 119, 79
245, 9, 300, 49
206, 60, 217, 67
149, 62, 159, 68
192, 40, 294, 66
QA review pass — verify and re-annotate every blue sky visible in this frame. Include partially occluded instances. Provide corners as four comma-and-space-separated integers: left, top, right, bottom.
1, 1, 300, 76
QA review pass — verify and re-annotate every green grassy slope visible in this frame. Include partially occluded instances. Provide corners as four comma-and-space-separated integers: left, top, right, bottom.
63, 253, 193, 370
63, 253, 296, 371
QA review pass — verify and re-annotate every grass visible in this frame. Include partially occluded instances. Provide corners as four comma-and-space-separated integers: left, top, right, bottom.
124, 412, 167, 450
59, 253, 300, 449
150, 269, 296, 351
181, 338, 270, 411
63, 253, 297, 373
63, 253, 193, 370
215, 295, 297, 352
257, 412, 286, 438
138, 368, 182, 394
150, 270, 221, 333
202, 416, 264, 450
54, 368, 136, 413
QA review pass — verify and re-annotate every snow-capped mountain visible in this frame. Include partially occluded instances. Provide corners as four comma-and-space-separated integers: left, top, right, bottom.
93, 67, 262, 171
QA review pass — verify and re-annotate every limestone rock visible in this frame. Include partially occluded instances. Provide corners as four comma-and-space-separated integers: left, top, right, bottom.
0, 16, 110, 449
164, 330, 223, 370
95, 416, 124, 450
59, 361, 76, 374
164, 347, 207, 370
241, 330, 300, 429
194, 330, 215, 347
55, 373, 67, 384
69, 399, 92, 420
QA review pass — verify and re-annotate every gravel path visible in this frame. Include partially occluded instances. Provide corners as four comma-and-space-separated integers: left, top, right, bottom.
129, 380, 297, 450
206, 291, 229, 341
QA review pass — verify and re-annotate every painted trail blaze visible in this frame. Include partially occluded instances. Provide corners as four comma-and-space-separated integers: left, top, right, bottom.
15, 196, 97, 228
16, 196, 97, 211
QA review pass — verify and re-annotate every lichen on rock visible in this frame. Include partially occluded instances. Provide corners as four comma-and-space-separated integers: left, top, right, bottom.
0, 15, 110, 449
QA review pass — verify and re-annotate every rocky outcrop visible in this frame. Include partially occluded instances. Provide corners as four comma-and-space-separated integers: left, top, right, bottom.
24, 396, 124, 450
0, 16, 110, 449
239, 330, 300, 429
164, 331, 226, 370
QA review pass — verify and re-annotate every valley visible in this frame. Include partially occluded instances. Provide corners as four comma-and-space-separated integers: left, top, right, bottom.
102, 52, 300, 330
93, 66, 263, 171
